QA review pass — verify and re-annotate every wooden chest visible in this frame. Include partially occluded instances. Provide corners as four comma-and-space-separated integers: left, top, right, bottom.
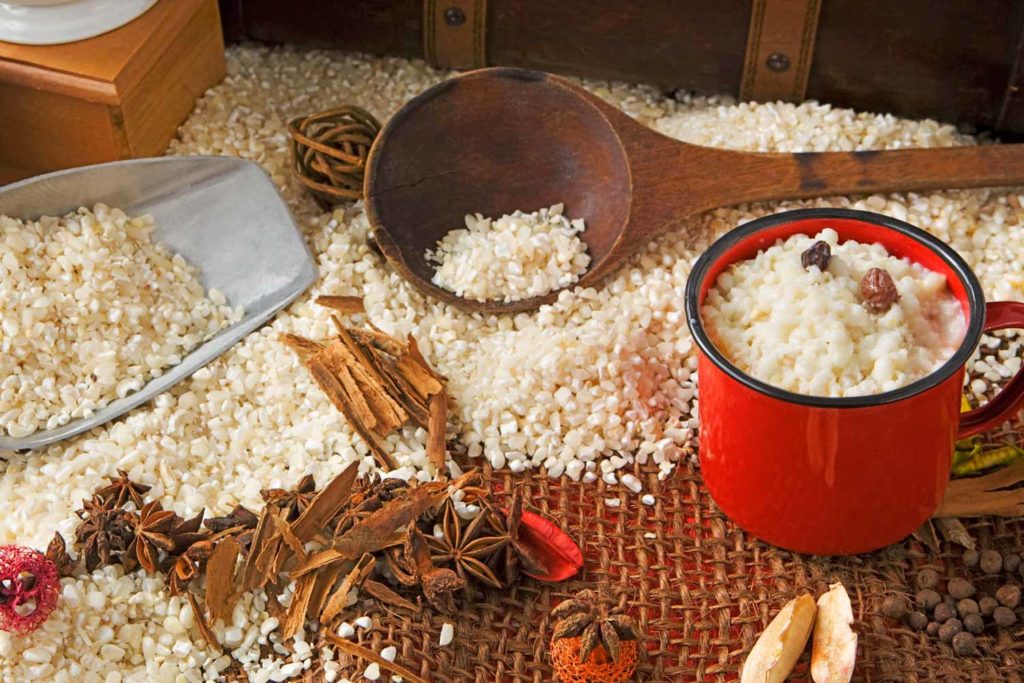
218, 0, 1024, 136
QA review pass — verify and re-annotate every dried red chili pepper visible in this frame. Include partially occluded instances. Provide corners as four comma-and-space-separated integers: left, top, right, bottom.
508, 508, 583, 582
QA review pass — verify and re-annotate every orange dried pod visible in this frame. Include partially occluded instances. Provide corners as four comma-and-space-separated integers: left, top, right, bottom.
550, 590, 639, 683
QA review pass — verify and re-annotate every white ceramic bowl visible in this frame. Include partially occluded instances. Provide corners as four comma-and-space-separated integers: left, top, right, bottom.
0, 0, 157, 45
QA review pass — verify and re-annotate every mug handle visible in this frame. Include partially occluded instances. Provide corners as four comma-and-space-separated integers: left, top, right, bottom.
958, 301, 1024, 439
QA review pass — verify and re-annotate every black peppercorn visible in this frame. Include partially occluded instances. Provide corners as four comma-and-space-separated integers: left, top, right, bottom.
993, 606, 1017, 628
882, 595, 907, 620
979, 550, 1003, 574
956, 598, 979, 618
907, 611, 928, 631
916, 568, 940, 590
995, 585, 1020, 609
963, 613, 985, 635
952, 631, 978, 656
916, 589, 941, 611
934, 602, 956, 623
948, 578, 975, 600
938, 618, 963, 643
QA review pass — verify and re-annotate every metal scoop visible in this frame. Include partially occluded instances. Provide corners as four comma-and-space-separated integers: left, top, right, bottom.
0, 156, 316, 451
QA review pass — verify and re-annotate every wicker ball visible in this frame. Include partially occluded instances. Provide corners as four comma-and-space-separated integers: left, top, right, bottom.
287, 106, 382, 206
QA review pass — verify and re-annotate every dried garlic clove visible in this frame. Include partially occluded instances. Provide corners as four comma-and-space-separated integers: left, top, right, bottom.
741, 593, 817, 683
811, 583, 857, 683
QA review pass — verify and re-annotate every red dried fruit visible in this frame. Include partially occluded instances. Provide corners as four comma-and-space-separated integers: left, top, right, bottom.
801, 240, 832, 271
513, 509, 583, 582
0, 545, 60, 634
860, 268, 899, 313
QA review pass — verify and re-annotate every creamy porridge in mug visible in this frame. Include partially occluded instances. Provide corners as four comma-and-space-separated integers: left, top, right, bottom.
701, 228, 967, 397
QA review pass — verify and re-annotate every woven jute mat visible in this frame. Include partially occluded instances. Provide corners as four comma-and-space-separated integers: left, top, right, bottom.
334, 404, 1024, 681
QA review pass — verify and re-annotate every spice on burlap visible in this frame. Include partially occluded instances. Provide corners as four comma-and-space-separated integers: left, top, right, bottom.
549, 589, 639, 683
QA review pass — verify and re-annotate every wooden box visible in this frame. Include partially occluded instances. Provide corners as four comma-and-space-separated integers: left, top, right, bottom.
0, 0, 225, 183
218, 0, 1024, 136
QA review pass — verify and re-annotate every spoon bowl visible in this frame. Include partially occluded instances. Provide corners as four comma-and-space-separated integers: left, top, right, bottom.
366, 67, 1024, 314
365, 68, 632, 313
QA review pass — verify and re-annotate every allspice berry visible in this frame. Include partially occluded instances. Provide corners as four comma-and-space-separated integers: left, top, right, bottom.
926, 621, 941, 637
882, 595, 907, 620
1004, 553, 1022, 574
963, 613, 985, 635
995, 585, 1021, 609
952, 631, 978, 656
948, 578, 976, 600
938, 618, 963, 643
963, 549, 979, 568
934, 602, 956, 623
993, 606, 1018, 628
979, 596, 999, 617
956, 598, 980, 618
907, 611, 929, 631
916, 568, 940, 590
979, 550, 1003, 574
916, 589, 941, 611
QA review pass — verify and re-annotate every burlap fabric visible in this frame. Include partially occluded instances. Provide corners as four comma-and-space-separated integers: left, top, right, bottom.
334, 366, 1024, 682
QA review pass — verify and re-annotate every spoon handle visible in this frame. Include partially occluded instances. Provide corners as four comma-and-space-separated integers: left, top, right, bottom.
712, 144, 1024, 205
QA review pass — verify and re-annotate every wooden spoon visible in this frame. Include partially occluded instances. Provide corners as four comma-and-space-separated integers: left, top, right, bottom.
365, 67, 1024, 314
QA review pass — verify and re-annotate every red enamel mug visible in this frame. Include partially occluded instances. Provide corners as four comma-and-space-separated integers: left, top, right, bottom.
685, 208, 1024, 555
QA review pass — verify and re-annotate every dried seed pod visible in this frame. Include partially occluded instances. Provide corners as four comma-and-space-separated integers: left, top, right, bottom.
599, 620, 621, 662
952, 631, 978, 656
995, 585, 1020, 609
979, 550, 1003, 574
801, 240, 831, 272
811, 583, 857, 683
947, 578, 975, 600
860, 268, 899, 313
740, 594, 817, 683
552, 611, 591, 640
577, 622, 601, 662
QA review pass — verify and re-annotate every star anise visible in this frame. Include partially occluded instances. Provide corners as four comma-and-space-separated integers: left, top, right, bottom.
168, 510, 207, 554
167, 539, 214, 596
205, 505, 259, 534
261, 474, 317, 522
485, 491, 547, 585
95, 470, 151, 509
45, 532, 77, 578
75, 496, 135, 571
127, 501, 178, 573
428, 499, 507, 591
